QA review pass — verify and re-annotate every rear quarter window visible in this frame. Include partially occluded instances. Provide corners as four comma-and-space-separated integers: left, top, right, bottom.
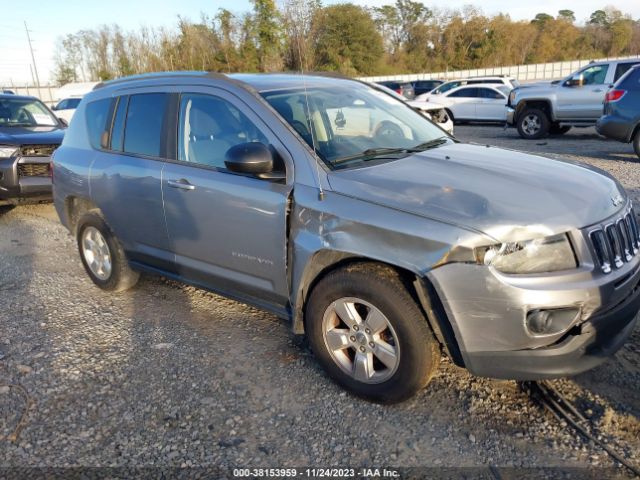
85, 98, 114, 150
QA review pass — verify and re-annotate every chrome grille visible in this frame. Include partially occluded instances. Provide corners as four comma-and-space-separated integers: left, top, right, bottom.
18, 163, 50, 177
589, 209, 640, 273
20, 144, 57, 157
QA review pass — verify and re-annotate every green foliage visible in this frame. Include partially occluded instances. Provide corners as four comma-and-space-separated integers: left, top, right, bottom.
558, 10, 575, 22
50, 4, 640, 84
311, 4, 383, 75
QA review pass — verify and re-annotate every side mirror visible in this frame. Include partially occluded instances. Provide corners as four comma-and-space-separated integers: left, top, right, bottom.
225, 142, 285, 180
565, 73, 584, 87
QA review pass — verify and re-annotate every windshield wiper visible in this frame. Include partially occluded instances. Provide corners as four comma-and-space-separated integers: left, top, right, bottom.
332, 137, 451, 165
411, 136, 450, 151
332, 147, 423, 165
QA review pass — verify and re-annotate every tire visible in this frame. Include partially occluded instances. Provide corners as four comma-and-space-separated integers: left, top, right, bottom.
305, 262, 440, 403
445, 109, 455, 124
76, 210, 139, 292
516, 108, 550, 139
633, 129, 640, 160
549, 124, 571, 135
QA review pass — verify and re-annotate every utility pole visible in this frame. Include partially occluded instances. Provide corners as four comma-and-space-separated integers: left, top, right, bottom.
24, 21, 41, 98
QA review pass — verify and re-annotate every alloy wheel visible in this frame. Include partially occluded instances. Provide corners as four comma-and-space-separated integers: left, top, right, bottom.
81, 226, 112, 281
322, 297, 400, 384
522, 114, 541, 136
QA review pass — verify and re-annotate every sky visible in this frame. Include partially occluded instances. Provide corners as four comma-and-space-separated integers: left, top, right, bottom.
1, 0, 639, 85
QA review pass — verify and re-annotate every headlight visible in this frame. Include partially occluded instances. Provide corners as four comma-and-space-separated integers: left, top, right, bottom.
508, 91, 516, 105
0, 145, 18, 158
476, 233, 577, 274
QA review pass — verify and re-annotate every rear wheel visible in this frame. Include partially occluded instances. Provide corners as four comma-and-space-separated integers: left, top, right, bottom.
76, 210, 139, 292
633, 129, 640, 160
550, 124, 571, 135
305, 262, 440, 403
517, 108, 550, 139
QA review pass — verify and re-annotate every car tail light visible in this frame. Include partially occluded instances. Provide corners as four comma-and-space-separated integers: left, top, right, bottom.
395, 88, 402, 94
605, 89, 626, 103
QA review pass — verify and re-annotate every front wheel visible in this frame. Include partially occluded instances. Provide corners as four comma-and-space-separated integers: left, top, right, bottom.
517, 108, 550, 139
305, 263, 440, 403
76, 210, 139, 292
633, 130, 640, 160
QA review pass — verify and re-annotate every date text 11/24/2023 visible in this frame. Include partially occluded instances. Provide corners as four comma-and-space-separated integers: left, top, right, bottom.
232, 468, 400, 478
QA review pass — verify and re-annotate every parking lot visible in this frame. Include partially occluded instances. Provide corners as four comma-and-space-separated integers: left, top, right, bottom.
1, 125, 639, 473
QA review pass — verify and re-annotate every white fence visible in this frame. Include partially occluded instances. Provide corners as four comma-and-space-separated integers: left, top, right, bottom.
1, 85, 58, 105
361, 54, 640, 83
4, 54, 640, 104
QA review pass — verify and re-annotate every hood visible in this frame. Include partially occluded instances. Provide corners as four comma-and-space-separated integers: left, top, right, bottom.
514, 82, 561, 96
327, 142, 625, 242
0, 126, 65, 146
407, 100, 444, 112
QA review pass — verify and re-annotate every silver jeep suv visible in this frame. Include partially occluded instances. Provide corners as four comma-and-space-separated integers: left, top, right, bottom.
52, 73, 640, 402
507, 58, 640, 139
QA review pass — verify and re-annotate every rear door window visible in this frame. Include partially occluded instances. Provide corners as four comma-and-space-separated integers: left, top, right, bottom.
448, 87, 479, 98
479, 88, 504, 99
123, 93, 169, 157
110, 96, 128, 151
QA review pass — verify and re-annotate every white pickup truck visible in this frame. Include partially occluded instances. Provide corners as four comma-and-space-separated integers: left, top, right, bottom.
506, 59, 640, 139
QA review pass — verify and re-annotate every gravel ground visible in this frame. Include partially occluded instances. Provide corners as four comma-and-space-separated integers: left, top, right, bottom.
1, 125, 639, 476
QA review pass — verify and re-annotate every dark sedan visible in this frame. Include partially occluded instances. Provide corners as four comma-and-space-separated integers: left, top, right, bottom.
0, 93, 66, 206
597, 64, 640, 160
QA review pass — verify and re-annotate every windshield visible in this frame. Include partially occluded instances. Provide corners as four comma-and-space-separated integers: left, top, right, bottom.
262, 83, 450, 169
0, 97, 59, 127
431, 81, 461, 95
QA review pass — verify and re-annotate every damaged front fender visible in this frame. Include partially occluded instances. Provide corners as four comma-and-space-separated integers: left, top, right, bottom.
288, 184, 490, 334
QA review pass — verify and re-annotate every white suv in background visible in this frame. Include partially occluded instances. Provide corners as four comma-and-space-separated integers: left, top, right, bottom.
51, 97, 82, 124
415, 84, 512, 123
416, 76, 519, 101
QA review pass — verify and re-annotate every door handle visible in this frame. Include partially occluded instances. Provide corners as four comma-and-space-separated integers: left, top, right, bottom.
167, 179, 195, 191
593, 89, 603, 93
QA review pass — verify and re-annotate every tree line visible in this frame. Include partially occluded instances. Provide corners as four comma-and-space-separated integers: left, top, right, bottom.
52, 1, 640, 85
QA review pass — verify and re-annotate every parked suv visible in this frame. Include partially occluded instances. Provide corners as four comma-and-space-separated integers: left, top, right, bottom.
416, 76, 519, 101
0, 93, 65, 206
375, 81, 415, 99
52, 97, 83, 124
53, 73, 640, 403
412, 79, 443, 97
597, 64, 640, 160
507, 59, 640, 139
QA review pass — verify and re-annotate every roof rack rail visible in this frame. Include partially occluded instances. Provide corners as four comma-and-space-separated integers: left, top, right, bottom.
93, 71, 214, 90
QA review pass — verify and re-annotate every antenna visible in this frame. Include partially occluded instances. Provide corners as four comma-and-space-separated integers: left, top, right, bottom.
293, 1, 324, 201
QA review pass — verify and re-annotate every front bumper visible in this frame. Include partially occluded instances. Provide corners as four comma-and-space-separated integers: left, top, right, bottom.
506, 106, 516, 126
426, 222, 640, 380
463, 279, 639, 379
0, 156, 52, 204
